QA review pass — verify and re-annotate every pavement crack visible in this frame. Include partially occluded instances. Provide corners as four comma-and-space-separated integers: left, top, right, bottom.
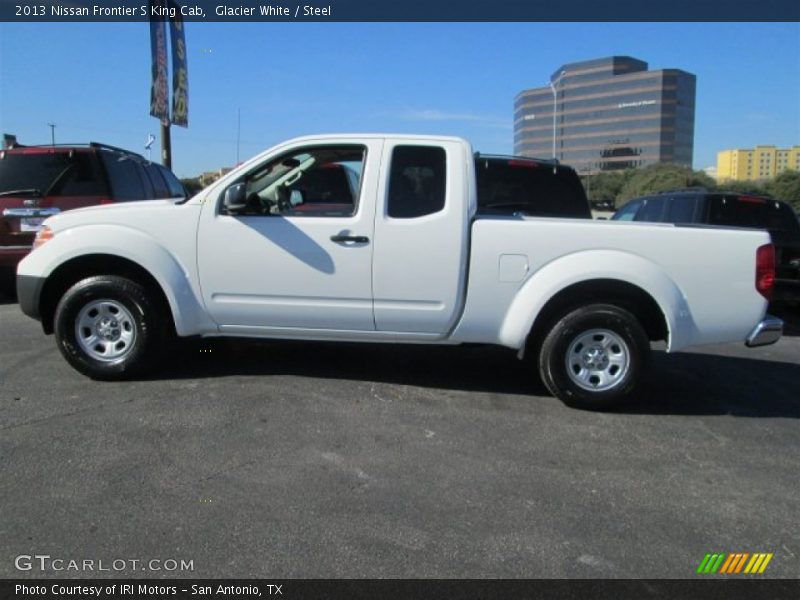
0, 404, 106, 432
198, 460, 257, 483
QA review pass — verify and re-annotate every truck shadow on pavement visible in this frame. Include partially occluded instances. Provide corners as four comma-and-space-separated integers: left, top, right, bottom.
162, 337, 800, 418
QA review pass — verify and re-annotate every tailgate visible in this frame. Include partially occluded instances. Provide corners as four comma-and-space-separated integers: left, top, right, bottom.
0, 196, 60, 248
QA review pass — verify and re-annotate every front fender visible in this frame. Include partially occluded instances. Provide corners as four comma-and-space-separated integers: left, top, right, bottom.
498, 249, 698, 352
17, 224, 215, 336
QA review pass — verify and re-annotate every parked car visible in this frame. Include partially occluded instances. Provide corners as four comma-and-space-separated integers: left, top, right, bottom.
17, 135, 781, 410
612, 189, 800, 305
0, 142, 187, 284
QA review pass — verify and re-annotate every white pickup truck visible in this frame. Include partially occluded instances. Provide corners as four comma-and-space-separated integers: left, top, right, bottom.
16, 134, 783, 409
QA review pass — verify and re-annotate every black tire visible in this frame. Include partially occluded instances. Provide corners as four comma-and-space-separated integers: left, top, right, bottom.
538, 303, 650, 410
53, 275, 165, 380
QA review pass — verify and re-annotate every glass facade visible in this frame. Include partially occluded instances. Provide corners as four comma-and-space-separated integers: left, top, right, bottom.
514, 57, 696, 173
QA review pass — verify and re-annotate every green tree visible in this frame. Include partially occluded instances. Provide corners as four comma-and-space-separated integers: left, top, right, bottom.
583, 170, 634, 205
764, 170, 800, 211
713, 179, 767, 196
180, 177, 203, 196
617, 163, 715, 207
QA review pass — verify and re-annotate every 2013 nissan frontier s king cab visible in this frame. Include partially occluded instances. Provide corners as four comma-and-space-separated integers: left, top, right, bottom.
16, 134, 783, 409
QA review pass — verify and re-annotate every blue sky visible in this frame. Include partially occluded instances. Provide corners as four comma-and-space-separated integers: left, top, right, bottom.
1, 22, 798, 178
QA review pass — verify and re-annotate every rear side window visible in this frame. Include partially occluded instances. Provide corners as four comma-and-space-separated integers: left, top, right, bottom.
475, 159, 591, 218
134, 163, 156, 199
0, 150, 108, 197
388, 146, 446, 219
666, 195, 699, 223
143, 164, 170, 198
156, 164, 187, 198
100, 152, 146, 201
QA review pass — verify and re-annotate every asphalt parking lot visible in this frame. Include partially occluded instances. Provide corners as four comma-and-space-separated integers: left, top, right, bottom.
1, 293, 798, 579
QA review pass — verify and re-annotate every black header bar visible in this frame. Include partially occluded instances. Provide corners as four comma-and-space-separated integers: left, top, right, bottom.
2, 0, 799, 22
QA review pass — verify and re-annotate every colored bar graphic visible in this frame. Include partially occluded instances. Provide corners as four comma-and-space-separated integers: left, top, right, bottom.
744, 554, 760, 573
711, 554, 725, 573
697, 554, 712, 574
724, 553, 740, 574
758, 554, 773, 573
698, 552, 774, 575
734, 553, 749, 573
718, 553, 735, 573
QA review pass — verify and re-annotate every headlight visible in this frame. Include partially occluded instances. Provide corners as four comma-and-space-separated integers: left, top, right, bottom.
32, 226, 54, 249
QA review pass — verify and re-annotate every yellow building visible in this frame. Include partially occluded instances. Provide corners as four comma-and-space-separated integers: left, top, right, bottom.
717, 145, 800, 181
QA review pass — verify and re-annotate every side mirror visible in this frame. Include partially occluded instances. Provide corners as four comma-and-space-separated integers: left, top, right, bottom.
289, 189, 305, 206
222, 183, 247, 214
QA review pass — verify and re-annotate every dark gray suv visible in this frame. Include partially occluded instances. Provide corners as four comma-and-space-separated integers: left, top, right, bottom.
613, 189, 800, 304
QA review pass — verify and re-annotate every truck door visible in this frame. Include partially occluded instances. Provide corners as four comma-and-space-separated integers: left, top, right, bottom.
371, 140, 471, 334
197, 140, 382, 333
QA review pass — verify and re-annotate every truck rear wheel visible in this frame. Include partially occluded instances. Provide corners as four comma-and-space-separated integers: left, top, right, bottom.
538, 303, 650, 410
54, 275, 164, 380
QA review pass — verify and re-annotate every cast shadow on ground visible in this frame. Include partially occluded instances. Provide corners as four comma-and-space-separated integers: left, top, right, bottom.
156, 336, 800, 418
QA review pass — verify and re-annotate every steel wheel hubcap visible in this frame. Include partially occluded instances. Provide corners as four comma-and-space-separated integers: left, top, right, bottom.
566, 328, 630, 392
75, 299, 137, 362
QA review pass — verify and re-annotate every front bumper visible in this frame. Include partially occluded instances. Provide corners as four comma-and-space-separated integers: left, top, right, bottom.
745, 315, 783, 348
16, 274, 45, 320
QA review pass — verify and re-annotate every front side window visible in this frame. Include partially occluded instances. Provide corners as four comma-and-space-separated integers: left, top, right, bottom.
387, 146, 446, 219
636, 196, 666, 222
238, 145, 365, 217
612, 200, 642, 221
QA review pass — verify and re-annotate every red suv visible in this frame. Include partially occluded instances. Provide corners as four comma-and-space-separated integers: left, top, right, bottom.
0, 142, 186, 286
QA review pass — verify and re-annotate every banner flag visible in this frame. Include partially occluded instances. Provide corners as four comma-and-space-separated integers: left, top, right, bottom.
148, 0, 169, 121
168, 0, 189, 127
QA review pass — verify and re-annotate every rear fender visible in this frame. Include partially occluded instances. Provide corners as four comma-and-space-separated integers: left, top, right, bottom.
499, 249, 697, 352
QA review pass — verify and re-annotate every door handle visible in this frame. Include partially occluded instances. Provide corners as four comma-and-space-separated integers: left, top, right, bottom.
330, 234, 369, 244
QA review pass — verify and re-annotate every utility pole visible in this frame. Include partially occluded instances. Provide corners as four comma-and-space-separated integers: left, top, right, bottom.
584, 167, 592, 202
548, 70, 567, 173
161, 119, 172, 169
47, 122, 56, 146
236, 108, 241, 166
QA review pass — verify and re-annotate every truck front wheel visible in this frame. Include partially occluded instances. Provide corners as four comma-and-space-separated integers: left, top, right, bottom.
538, 304, 650, 410
54, 275, 164, 380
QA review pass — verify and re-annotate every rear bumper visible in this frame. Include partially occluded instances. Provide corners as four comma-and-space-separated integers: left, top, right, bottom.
772, 278, 800, 303
745, 315, 783, 348
16, 274, 45, 320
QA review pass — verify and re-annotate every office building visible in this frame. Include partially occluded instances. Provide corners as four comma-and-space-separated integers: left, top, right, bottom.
717, 146, 800, 181
514, 56, 696, 173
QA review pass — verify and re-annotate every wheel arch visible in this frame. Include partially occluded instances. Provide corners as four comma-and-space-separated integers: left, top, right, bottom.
498, 250, 693, 356
39, 254, 174, 335
523, 279, 669, 358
